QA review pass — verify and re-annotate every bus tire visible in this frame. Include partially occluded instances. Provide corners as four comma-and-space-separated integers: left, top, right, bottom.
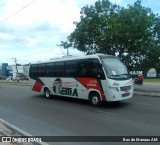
89, 92, 101, 106
44, 88, 51, 98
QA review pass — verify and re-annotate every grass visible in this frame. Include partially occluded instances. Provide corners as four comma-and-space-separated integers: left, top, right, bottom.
0, 80, 29, 85
144, 78, 160, 83
0, 80, 17, 84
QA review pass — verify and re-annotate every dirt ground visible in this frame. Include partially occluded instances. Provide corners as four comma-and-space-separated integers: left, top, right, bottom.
0, 121, 35, 145
0, 122, 17, 144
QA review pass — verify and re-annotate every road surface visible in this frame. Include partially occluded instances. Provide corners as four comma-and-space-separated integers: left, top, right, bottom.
0, 84, 160, 145
134, 82, 160, 92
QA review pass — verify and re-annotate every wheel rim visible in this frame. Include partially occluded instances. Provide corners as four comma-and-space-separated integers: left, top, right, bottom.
45, 90, 50, 98
92, 96, 99, 105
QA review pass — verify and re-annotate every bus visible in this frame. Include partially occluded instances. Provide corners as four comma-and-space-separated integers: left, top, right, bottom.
29, 54, 133, 106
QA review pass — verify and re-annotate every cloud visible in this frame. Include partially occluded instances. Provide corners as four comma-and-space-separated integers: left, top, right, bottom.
0, 0, 80, 48
0, 33, 12, 40
0, 45, 11, 49
0, 21, 61, 47
2, 0, 80, 29
0, 0, 159, 65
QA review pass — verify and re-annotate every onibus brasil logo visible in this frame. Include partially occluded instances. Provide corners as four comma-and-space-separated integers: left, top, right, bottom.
53, 78, 78, 97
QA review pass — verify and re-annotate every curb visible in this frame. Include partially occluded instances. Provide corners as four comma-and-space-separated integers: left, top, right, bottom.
134, 91, 160, 97
0, 119, 48, 145
134, 88, 160, 92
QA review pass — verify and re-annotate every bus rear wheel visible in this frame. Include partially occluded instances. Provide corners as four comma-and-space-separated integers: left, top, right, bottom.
89, 92, 101, 106
44, 88, 51, 98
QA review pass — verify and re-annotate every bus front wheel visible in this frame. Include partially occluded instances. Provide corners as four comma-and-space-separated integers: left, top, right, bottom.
89, 92, 101, 106
44, 88, 51, 98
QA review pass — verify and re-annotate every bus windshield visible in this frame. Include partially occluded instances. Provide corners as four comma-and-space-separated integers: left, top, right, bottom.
101, 57, 131, 80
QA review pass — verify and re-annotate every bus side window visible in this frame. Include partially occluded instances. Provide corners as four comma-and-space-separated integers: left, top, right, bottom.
38, 64, 45, 77
46, 63, 54, 77
65, 61, 76, 77
77, 60, 91, 77
30, 64, 38, 77
54, 62, 65, 77
91, 60, 105, 80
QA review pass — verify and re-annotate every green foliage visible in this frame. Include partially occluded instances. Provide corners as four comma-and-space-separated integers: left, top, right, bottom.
60, 0, 160, 71
141, 47, 160, 72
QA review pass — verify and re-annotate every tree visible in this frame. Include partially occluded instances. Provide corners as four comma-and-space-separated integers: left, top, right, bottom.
61, 0, 120, 55
60, 0, 160, 70
117, 0, 160, 71
141, 46, 160, 72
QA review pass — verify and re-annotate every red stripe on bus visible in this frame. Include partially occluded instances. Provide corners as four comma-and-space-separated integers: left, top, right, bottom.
76, 78, 106, 101
32, 81, 43, 92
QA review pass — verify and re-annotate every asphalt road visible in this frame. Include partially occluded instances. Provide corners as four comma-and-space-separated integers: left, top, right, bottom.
0, 84, 160, 145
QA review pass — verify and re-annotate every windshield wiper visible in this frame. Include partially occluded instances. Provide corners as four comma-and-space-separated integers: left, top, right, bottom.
121, 73, 128, 75
121, 73, 128, 76
110, 75, 125, 78
110, 74, 128, 79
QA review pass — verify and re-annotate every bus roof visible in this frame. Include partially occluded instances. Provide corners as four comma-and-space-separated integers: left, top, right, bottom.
30, 54, 115, 65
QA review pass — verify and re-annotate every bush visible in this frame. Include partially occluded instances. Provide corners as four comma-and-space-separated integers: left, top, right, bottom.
131, 74, 139, 78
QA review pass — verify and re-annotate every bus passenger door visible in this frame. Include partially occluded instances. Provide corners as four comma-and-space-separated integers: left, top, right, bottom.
76, 60, 92, 100
76, 59, 106, 101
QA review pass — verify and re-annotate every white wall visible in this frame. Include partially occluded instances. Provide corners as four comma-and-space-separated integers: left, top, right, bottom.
12, 65, 29, 79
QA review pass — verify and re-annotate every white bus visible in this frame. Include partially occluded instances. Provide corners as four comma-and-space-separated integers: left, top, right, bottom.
29, 54, 133, 106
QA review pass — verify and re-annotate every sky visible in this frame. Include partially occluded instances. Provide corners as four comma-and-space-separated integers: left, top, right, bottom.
0, 0, 159, 65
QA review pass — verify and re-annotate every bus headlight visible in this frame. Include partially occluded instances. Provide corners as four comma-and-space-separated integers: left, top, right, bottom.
109, 86, 119, 92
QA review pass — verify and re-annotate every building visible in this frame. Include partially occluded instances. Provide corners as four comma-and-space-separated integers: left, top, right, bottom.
11, 65, 29, 80
0, 64, 1, 76
0, 63, 29, 80
0, 63, 9, 78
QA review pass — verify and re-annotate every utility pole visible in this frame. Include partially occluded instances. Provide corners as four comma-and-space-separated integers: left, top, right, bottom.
67, 48, 69, 56
57, 44, 65, 56
57, 42, 71, 57
11, 58, 18, 81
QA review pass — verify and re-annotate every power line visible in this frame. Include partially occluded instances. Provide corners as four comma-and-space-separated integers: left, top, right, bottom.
17, 44, 68, 59
57, 44, 65, 55
0, 0, 38, 24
